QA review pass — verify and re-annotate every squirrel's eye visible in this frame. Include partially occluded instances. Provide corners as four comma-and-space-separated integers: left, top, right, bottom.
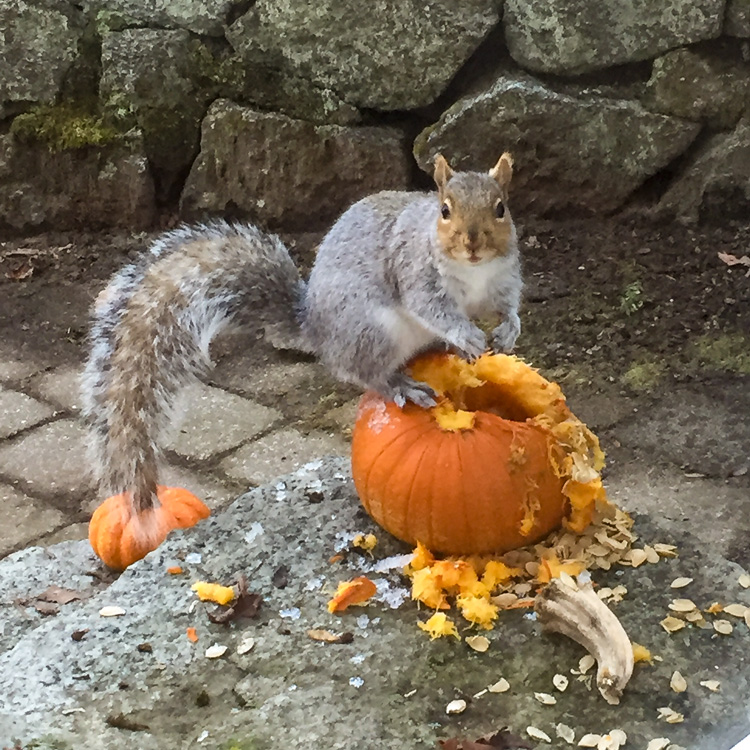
495, 200, 505, 219
440, 203, 451, 220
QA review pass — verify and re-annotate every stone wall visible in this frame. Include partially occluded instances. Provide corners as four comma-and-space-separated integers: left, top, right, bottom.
1, 0, 749, 234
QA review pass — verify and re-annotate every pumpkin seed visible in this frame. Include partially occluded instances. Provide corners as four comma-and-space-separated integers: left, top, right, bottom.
578, 654, 596, 674
653, 543, 678, 557
713, 619, 733, 635
628, 549, 648, 567
553, 673, 569, 691
99, 606, 126, 617
466, 635, 490, 652
445, 699, 466, 715
488, 678, 510, 693
556, 723, 575, 743
646, 740, 671, 750
578, 734, 601, 747
722, 603, 748, 618
657, 707, 684, 724
526, 726, 552, 743
644, 546, 660, 564
669, 671, 687, 693
205, 644, 227, 659
738, 573, 750, 588
660, 616, 686, 633
668, 598, 696, 612
700, 679, 720, 692
670, 577, 693, 589
534, 692, 557, 705
236, 636, 255, 655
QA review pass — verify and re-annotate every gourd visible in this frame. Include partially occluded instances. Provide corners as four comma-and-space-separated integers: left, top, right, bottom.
89, 486, 210, 570
351, 352, 605, 555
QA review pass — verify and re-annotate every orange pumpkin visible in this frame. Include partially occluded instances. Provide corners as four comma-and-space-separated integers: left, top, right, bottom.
351, 352, 606, 555
89, 486, 210, 570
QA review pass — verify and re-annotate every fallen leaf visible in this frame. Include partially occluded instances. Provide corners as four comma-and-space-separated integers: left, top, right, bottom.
307, 629, 354, 644
36, 586, 86, 605
327, 576, 377, 613
718, 251, 750, 268
105, 713, 149, 731
32, 601, 59, 616
207, 576, 262, 624
186, 627, 198, 643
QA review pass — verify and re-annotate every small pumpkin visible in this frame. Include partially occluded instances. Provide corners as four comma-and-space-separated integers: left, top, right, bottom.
89, 486, 210, 570
351, 352, 606, 555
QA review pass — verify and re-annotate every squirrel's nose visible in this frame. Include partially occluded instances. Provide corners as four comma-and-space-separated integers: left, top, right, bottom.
466, 230, 480, 251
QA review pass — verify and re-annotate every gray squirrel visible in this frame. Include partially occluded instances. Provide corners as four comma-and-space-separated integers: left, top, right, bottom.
81, 153, 522, 521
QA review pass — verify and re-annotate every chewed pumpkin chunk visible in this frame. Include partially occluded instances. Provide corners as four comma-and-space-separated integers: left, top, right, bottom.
327, 576, 377, 613
191, 581, 236, 605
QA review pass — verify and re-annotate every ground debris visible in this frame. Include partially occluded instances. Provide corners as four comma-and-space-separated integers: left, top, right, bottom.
105, 713, 149, 731
439, 727, 533, 749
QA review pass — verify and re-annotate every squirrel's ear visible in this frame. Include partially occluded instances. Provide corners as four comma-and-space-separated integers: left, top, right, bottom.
490, 152, 513, 190
433, 153, 453, 190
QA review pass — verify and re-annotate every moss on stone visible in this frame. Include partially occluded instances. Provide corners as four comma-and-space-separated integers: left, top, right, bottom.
10, 102, 121, 152
692, 332, 750, 374
622, 358, 666, 391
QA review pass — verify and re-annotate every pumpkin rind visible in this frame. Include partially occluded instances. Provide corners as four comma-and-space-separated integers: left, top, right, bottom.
351, 352, 606, 555
89, 486, 210, 569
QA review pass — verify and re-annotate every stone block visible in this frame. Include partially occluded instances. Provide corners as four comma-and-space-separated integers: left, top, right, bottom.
163, 383, 281, 461
30, 365, 83, 413
0, 484, 67, 557
0, 387, 55, 439
220, 427, 348, 485
0, 419, 94, 496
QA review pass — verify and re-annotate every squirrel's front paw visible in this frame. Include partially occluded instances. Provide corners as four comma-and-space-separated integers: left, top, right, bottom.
384, 374, 437, 409
450, 324, 487, 361
491, 314, 521, 353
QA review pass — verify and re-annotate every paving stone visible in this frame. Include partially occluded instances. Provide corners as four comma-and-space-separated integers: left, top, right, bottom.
0, 484, 67, 557
213, 359, 324, 398
29, 365, 83, 413
219, 427, 349, 486
0, 350, 43, 383
36, 522, 89, 547
322, 397, 360, 435
0, 419, 94, 496
0, 387, 56, 438
162, 383, 282, 461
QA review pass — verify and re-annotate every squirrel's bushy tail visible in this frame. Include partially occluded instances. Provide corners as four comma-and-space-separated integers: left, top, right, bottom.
81, 221, 306, 514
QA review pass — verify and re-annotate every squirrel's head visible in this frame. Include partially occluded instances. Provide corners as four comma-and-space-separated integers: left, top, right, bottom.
433, 153, 514, 265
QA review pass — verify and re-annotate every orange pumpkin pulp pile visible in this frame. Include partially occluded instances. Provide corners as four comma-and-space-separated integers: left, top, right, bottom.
351, 351, 639, 636
89, 486, 210, 570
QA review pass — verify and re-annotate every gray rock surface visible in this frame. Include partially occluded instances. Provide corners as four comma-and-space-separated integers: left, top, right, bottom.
0, 132, 155, 233
0, 0, 82, 111
414, 73, 701, 214
726, 0, 750, 36
180, 101, 411, 230
1, 458, 749, 749
659, 117, 750, 222
100, 29, 213, 200
227, 0, 500, 110
644, 46, 750, 129
83, 0, 234, 36
503, 0, 725, 74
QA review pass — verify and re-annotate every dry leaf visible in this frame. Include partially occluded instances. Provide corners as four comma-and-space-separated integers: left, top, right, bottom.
271, 565, 289, 589
307, 629, 354, 644
207, 575, 262, 624
670, 671, 687, 693
32, 601, 59, 616
36, 586, 86, 605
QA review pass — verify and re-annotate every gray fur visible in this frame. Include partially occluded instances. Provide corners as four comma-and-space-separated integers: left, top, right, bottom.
82, 168, 522, 521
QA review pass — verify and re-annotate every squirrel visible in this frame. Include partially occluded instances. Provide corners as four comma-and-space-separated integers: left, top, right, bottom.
81, 153, 522, 524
